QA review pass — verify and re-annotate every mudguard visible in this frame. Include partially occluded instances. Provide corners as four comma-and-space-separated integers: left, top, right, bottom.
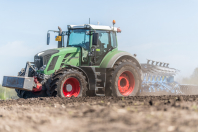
100, 50, 141, 69
66, 65, 96, 90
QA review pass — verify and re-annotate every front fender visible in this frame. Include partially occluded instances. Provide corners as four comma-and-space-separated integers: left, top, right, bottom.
65, 65, 96, 90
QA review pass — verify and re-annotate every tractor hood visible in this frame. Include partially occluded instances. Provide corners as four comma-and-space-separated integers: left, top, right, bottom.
34, 47, 80, 69
56, 47, 81, 55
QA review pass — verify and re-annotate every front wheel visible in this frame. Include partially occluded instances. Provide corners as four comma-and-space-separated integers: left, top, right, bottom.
49, 68, 88, 97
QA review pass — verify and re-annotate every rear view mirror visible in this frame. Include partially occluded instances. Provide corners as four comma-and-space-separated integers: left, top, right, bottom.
47, 33, 50, 45
92, 33, 99, 46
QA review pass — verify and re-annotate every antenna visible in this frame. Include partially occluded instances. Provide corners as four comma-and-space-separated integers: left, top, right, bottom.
89, 18, 90, 24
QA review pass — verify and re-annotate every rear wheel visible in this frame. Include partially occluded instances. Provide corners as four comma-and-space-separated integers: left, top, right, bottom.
49, 68, 88, 97
106, 58, 142, 97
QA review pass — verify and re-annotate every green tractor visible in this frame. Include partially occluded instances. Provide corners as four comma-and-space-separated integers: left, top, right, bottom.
2, 20, 142, 98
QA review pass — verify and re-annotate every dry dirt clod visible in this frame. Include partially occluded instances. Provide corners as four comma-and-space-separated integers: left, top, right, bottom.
178, 96, 184, 102
149, 100, 153, 106
167, 126, 176, 131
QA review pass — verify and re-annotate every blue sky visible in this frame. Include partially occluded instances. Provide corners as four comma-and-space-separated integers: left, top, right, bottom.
0, 0, 198, 83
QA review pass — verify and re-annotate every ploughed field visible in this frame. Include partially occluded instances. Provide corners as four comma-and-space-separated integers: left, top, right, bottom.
1, 96, 198, 132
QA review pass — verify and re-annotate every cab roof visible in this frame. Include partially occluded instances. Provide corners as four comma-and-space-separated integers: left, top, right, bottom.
67, 24, 118, 32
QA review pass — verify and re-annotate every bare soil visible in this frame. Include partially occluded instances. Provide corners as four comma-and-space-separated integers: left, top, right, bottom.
0, 95, 198, 132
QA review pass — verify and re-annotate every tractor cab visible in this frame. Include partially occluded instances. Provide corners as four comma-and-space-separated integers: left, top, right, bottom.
47, 23, 121, 66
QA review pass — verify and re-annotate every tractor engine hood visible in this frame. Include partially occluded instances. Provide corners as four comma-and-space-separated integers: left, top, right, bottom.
34, 47, 80, 70
57, 47, 81, 55
34, 49, 59, 69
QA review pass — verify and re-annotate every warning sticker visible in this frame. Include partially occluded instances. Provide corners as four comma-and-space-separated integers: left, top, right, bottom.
96, 49, 100, 51
55, 36, 62, 41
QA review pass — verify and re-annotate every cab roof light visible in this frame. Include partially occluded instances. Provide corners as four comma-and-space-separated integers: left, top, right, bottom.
112, 20, 121, 33
112, 20, 116, 25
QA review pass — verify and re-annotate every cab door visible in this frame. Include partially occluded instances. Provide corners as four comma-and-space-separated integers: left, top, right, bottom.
94, 31, 111, 65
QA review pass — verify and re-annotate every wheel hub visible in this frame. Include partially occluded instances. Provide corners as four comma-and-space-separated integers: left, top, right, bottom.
119, 74, 130, 92
62, 77, 80, 97
118, 71, 135, 96
66, 84, 72, 92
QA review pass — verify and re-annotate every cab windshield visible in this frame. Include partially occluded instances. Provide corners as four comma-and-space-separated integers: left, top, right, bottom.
67, 29, 90, 50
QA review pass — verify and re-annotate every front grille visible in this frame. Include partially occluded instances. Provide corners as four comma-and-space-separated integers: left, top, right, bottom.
34, 55, 52, 69
47, 56, 58, 71
34, 56, 43, 69
43, 55, 52, 66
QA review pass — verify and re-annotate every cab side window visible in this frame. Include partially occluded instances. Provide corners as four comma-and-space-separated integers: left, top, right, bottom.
93, 30, 117, 65
97, 31, 110, 52
110, 32, 117, 48
94, 31, 110, 65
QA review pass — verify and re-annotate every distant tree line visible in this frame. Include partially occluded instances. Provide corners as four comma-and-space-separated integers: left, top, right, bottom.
0, 85, 18, 100
181, 68, 198, 85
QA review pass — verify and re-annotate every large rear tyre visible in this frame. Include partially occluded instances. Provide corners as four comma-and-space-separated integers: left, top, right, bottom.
15, 68, 48, 99
49, 68, 88, 97
106, 58, 142, 97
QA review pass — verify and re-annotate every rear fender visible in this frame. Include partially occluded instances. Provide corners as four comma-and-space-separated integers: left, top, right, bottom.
100, 51, 141, 69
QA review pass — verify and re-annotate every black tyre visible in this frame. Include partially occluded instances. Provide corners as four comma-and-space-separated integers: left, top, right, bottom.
15, 68, 48, 99
49, 68, 88, 97
106, 58, 142, 97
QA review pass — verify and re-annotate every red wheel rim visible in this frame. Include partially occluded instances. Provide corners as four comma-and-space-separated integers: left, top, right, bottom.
62, 77, 80, 97
118, 71, 135, 96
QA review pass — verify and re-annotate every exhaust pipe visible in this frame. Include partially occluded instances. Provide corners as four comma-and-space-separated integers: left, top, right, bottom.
58, 26, 63, 48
